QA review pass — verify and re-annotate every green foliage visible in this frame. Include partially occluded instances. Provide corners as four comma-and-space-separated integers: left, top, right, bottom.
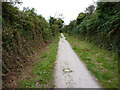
63, 3, 120, 88
85, 5, 95, 14
76, 12, 85, 24
2, 2, 63, 88
63, 2, 120, 53
63, 20, 77, 35
49, 16, 64, 36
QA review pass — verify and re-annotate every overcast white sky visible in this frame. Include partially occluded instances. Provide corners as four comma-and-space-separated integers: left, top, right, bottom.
18, 0, 97, 25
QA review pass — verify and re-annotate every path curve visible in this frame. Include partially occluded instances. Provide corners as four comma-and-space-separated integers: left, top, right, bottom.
54, 33, 102, 88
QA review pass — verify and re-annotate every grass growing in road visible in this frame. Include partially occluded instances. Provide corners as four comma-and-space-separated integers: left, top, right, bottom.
66, 34, 118, 88
18, 37, 59, 88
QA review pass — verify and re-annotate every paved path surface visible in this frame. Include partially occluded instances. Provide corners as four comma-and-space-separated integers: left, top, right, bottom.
54, 33, 101, 88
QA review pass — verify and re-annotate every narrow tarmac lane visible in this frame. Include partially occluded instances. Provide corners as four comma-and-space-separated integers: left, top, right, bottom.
54, 33, 101, 88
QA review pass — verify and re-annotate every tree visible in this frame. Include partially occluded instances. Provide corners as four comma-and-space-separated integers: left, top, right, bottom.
76, 12, 85, 24
85, 5, 95, 14
49, 16, 64, 36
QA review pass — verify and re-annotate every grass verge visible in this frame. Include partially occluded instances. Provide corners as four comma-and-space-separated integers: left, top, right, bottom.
18, 37, 59, 88
66, 34, 118, 88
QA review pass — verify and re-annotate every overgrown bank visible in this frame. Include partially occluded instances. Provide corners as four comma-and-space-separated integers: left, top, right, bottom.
63, 3, 119, 88
2, 2, 63, 88
63, 2, 120, 53
66, 34, 118, 88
